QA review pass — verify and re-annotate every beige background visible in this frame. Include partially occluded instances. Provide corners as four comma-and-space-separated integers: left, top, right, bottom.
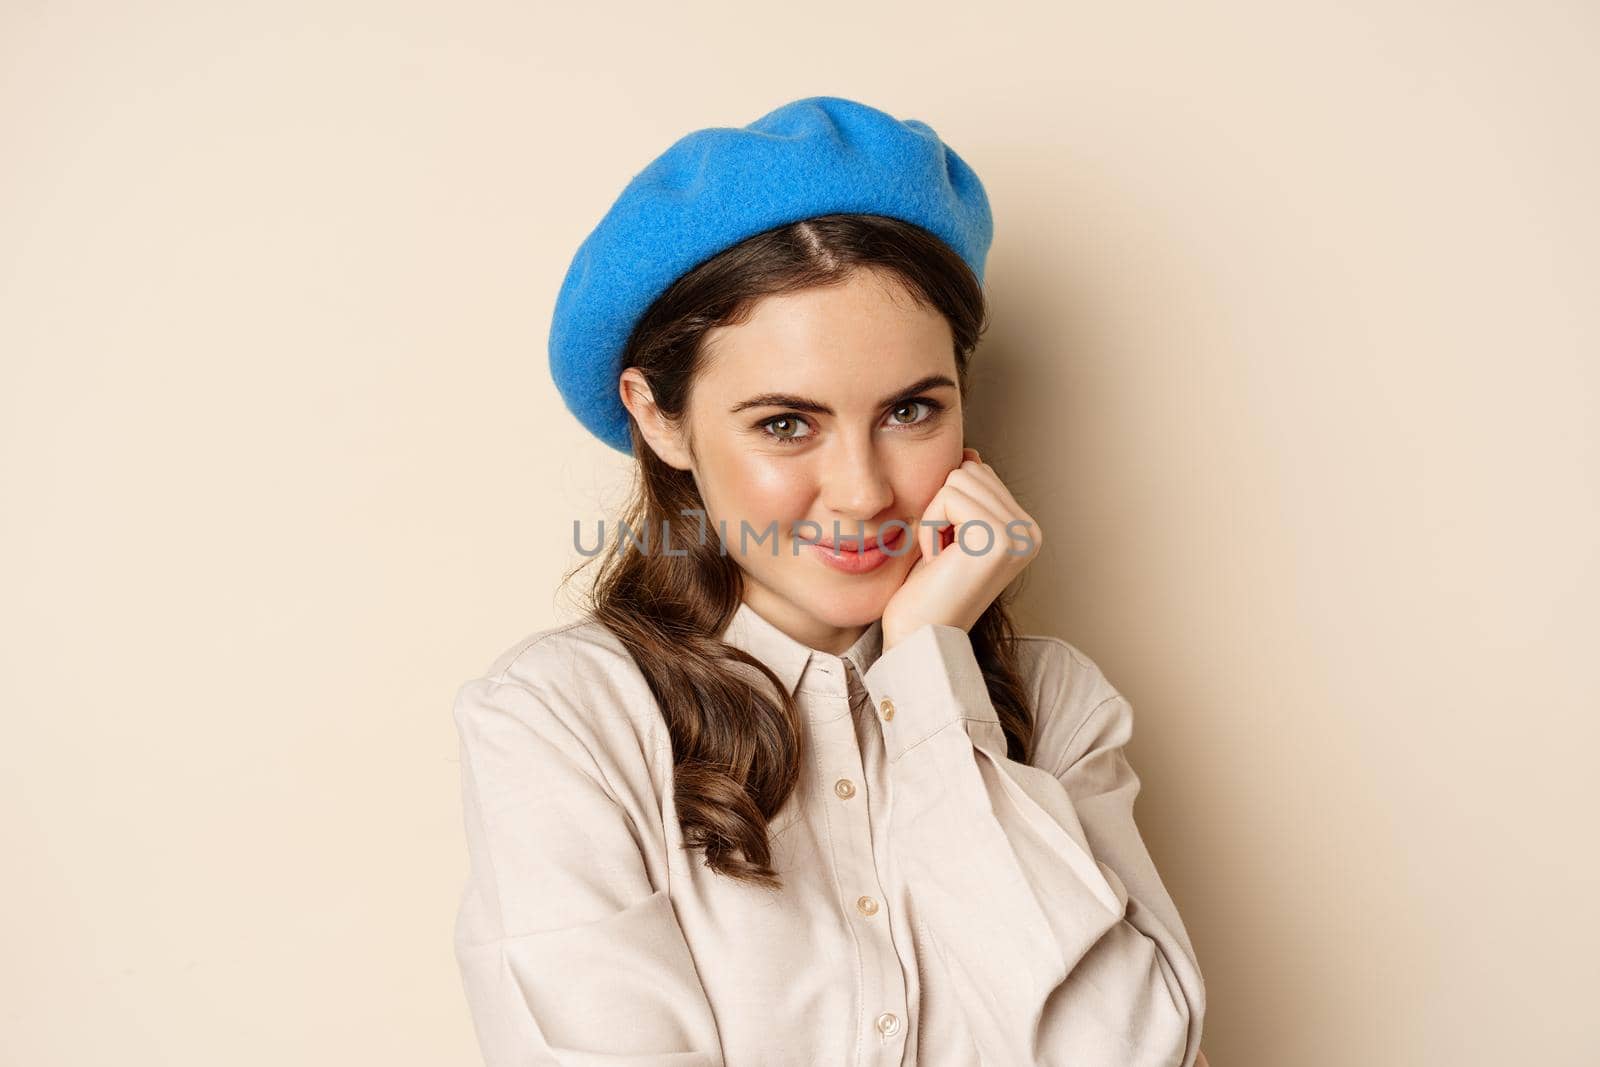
4, 2, 1596, 1064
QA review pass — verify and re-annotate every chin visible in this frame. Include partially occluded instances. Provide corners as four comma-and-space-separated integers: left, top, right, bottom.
793, 584, 893, 628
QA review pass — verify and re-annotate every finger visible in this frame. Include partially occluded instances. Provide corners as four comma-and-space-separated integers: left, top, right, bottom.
951, 467, 1041, 554
914, 482, 951, 564
946, 465, 1012, 521
914, 481, 958, 564
943, 486, 1013, 555
957, 453, 1022, 505
919, 483, 1000, 559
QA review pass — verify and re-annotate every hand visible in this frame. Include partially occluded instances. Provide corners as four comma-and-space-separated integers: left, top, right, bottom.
879, 447, 1045, 651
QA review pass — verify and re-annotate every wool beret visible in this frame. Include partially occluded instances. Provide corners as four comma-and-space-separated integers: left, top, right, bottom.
547, 95, 994, 455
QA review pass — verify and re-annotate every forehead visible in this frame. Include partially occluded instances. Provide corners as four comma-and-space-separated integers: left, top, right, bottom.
696, 271, 955, 405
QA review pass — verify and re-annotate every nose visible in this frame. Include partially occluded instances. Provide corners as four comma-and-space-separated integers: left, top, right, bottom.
820, 431, 894, 522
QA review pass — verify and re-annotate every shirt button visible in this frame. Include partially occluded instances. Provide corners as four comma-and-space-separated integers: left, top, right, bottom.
879, 697, 895, 721
856, 895, 879, 917
876, 1012, 900, 1036
834, 778, 855, 799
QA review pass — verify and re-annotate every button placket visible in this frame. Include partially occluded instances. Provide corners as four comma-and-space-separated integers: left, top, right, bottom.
841, 658, 912, 1055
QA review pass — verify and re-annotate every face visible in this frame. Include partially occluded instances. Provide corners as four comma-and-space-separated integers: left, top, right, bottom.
628, 267, 965, 654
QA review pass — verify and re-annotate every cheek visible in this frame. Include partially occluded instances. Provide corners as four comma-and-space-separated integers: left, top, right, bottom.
705, 453, 814, 524
899, 451, 961, 512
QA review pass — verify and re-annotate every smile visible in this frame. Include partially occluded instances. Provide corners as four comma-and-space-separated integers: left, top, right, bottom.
811, 527, 905, 551
806, 526, 907, 574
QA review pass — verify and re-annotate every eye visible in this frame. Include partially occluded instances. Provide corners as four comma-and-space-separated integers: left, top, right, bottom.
753, 397, 946, 447
758, 414, 814, 446
889, 399, 942, 426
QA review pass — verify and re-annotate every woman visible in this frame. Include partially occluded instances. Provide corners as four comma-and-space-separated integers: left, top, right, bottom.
451, 97, 1209, 1066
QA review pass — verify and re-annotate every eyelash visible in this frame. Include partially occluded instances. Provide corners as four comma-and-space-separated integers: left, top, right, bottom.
755, 398, 946, 447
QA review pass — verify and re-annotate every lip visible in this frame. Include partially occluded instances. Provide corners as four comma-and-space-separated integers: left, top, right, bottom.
807, 526, 906, 574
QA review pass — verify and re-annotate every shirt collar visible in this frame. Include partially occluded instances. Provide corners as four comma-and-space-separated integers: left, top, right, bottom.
721, 599, 884, 698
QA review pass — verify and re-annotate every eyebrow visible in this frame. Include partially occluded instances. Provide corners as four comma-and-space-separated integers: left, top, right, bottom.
728, 374, 958, 416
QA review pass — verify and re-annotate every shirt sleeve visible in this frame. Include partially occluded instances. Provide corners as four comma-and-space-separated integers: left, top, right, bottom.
859, 623, 1206, 1067
452, 670, 726, 1066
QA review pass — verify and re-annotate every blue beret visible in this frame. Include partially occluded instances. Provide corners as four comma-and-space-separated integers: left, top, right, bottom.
547, 95, 994, 455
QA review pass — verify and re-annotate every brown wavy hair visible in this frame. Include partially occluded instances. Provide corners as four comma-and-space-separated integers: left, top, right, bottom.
559, 213, 1036, 890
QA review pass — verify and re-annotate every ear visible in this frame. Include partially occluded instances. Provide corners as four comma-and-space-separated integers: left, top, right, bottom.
619, 368, 694, 470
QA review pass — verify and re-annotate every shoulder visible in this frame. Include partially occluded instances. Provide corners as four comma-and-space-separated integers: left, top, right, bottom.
1011, 632, 1135, 775
469, 614, 624, 685
453, 615, 667, 787
466, 614, 657, 716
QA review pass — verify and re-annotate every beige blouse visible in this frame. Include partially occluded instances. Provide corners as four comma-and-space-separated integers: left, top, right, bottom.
451, 600, 1206, 1066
